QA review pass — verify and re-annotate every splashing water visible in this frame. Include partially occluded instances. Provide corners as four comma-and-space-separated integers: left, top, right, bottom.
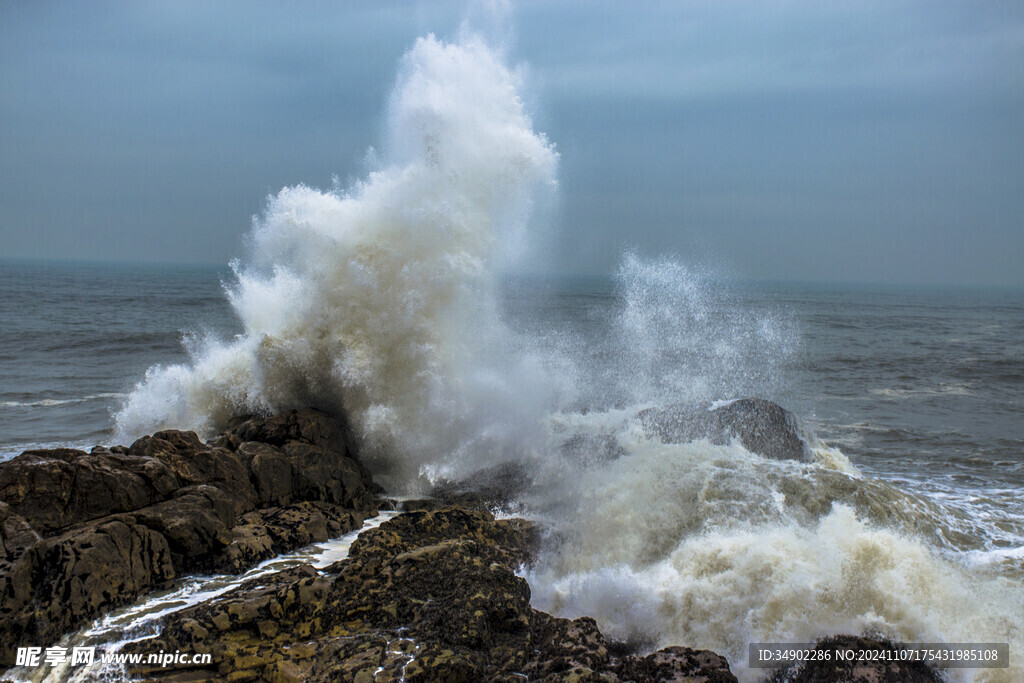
113, 26, 1024, 683
612, 252, 796, 406
525, 417, 1024, 682
116, 32, 560, 486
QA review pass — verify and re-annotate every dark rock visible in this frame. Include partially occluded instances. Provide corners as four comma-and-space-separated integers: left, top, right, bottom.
0, 503, 39, 563
616, 646, 737, 682
639, 398, 811, 461
413, 461, 533, 512
208, 432, 241, 451
0, 408, 378, 668
0, 504, 38, 650
768, 635, 944, 682
237, 441, 294, 506
128, 429, 208, 459
525, 615, 612, 678
213, 502, 365, 574
344, 506, 537, 569
215, 519, 275, 574
228, 407, 357, 456
126, 506, 734, 683
130, 430, 258, 515
282, 441, 373, 510
0, 449, 179, 534
0, 518, 174, 663
130, 485, 237, 572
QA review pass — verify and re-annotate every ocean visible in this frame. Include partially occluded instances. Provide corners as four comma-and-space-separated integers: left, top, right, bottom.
2, 257, 1023, 680
5, 260, 1021, 505
3, 31, 1023, 682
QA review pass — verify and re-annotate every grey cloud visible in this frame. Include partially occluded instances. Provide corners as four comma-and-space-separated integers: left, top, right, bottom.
1, 1, 1022, 285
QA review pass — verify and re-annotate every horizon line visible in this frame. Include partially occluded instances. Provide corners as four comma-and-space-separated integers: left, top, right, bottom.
2, 255, 1022, 292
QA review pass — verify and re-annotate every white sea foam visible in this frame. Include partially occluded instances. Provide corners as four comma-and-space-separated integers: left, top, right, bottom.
1, 393, 126, 408
115, 32, 560, 487
871, 383, 973, 399
526, 423, 1024, 682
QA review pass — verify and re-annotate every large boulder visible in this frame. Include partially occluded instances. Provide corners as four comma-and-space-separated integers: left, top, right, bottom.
768, 635, 943, 682
0, 449, 179, 534
0, 517, 175, 662
129, 485, 238, 572
638, 398, 811, 461
281, 441, 374, 510
130, 431, 258, 515
227, 407, 358, 456
237, 441, 295, 506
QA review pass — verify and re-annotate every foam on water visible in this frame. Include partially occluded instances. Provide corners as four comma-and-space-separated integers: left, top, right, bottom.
526, 419, 1024, 682
1, 393, 126, 408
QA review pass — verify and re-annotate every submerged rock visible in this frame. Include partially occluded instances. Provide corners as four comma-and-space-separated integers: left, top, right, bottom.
767, 635, 944, 682
405, 460, 534, 512
125, 505, 738, 682
639, 397, 811, 461
0, 408, 377, 667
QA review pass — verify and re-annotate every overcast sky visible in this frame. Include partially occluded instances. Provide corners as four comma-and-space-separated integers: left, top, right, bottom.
2, 1, 1022, 285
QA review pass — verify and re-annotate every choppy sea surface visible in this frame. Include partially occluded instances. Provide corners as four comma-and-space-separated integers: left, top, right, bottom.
5, 261, 1021, 487
3, 258, 1023, 562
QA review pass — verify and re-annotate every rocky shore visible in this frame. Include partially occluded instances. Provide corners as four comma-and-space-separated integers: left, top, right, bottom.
0, 409, 377, 670
0, 405, 942, 682
123, 505, 737, 682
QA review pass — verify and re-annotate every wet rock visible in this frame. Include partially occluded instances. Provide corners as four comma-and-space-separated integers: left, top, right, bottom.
282, 441, 374, 510
214, 502, 365, 574
128, 429, 207, 459
0, 504, 39, 651
0, 503, 39, 563
126, 506, 735, 683
767, 635, 943, 682
0, 408, 378, 668
237, 442, 294, 506
228, 407, 358, 456
130, 485, 237, 572
208, 432, 242, 451
412, 461, 533, 512
525, 615, 613, 678
0, 449, 179, 534
0, 517, 175, 665
639, 398, 811, 461
130, 430, 258, 515
344, 505, 537, 568
616, 646, 737, 682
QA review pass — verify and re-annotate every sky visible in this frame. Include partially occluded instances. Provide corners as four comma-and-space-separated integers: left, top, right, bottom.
1, 0, 1022, 286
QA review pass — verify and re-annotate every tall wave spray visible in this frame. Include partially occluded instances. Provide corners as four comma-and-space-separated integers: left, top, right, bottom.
116, 32, 559, 484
